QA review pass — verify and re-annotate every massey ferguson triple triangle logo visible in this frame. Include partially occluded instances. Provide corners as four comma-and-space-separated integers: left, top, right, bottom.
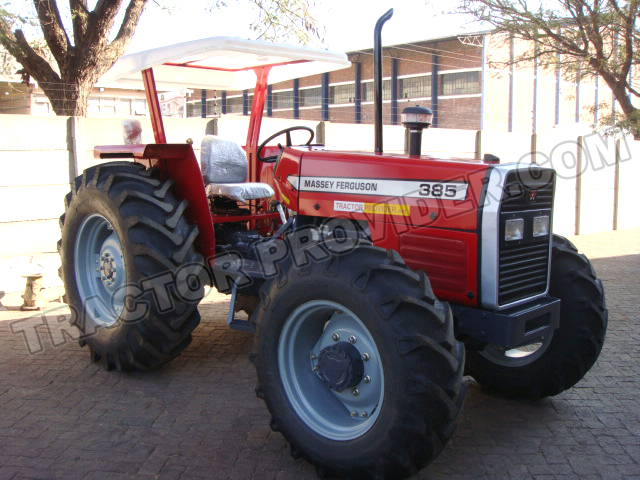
527, 189, 538, 203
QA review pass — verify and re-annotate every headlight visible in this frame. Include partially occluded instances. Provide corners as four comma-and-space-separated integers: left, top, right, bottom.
533, 215, 550, 237
505, 218, 524, 241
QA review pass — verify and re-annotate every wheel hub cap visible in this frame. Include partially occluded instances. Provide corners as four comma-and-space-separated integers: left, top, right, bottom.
100, 253, 118, 286
317, 342, 364, 392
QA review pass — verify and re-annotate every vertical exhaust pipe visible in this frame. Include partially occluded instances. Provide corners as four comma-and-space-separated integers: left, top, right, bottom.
374, 8, 393, 154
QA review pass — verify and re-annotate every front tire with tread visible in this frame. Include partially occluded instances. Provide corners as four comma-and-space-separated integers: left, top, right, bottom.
251, 246, 465, 480
466, 234, 608, 398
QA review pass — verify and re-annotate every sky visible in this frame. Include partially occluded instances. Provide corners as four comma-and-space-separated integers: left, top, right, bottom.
110, 0, 485, 55
4, 0, 486, 55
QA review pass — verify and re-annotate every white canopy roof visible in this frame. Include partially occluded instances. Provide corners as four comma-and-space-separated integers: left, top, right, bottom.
98, 36, 351, 91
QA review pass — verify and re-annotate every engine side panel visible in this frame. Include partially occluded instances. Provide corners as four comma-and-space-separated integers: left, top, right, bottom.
369, 221, 478, 306
278, 149, 489, 306
296, 150, 489, 231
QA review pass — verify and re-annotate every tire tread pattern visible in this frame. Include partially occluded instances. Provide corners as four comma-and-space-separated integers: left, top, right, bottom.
466, 234, 607, 398
58, 162, 203, 371
251, 246, 465, 480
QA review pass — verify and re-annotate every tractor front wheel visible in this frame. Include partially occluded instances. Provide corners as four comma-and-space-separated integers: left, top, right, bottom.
466, 235, 608, 398
251, 246, 465, 480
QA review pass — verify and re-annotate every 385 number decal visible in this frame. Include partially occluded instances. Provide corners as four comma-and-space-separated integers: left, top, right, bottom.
419, 182, 460, 199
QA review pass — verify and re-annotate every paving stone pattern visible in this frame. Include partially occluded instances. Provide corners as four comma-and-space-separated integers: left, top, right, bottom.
0, 229, 638, 480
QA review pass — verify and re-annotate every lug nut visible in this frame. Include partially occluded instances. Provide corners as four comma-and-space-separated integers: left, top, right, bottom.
351, 388, 359, 396
350, 411, 357, 417
360, 411, 368, 417
311, 354, 317, 360
332, 333, 340, 342
361, 353, 370, 361
312, 366, 319, 372
349, 335, 357, 344
363, 375, 371, 383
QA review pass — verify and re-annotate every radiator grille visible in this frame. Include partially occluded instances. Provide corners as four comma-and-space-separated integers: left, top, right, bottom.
498, 242, 550, 305
497, 170, 554, 306
501, 176, 554, 213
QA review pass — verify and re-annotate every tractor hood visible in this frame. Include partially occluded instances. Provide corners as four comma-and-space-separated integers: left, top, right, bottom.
285, 148, 493, 232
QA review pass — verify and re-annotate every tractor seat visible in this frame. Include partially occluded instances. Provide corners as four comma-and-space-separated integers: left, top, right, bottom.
200, 135, 274, 204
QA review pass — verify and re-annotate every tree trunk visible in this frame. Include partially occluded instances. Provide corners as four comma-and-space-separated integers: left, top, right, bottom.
598, 73, 640, 140
39, 79, 92, 116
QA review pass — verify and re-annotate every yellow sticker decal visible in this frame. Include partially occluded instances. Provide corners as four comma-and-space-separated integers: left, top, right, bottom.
364, 203, 410, 216
281, 193, 290, 205
334, 201, 410, 216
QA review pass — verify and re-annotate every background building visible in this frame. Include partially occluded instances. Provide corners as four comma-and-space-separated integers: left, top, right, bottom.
0, 78, 149, 117
1, 30, 636, 134
189, 31, 637, 134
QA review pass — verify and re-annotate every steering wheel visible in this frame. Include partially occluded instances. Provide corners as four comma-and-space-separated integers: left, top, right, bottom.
257, 126, 315, 163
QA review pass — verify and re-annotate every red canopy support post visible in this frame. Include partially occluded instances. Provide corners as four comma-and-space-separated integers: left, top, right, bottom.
246, 66, 271, 184
142, 68, 167, 144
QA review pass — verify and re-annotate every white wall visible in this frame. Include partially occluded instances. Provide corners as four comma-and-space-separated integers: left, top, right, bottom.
0, 113, 638, 292
616, 138, 640, 230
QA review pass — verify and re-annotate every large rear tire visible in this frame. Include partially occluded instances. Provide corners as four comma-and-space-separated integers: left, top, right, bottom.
466, 235, 608, 398
58, 162, 205, 371
251, 246, 465, 480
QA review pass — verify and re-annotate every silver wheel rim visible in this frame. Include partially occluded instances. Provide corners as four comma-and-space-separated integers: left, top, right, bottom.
278, 300, 384, 441
74, 214, 126, 327
480, 331, 554, 367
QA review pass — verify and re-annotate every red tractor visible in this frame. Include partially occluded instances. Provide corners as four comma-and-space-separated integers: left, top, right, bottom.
58, 10, 607, 480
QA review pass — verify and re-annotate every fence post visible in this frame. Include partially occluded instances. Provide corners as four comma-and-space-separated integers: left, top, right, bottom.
68, 116, 86, 184
316, 121, 326, 146
474, 130, 482, 159
574, 136, 583, 235
613, 138, 621, 230
531, 133, 537, 164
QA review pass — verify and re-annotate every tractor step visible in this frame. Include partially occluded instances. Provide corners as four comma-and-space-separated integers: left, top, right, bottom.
228, 319, 254, 332
227, 280, 255, 333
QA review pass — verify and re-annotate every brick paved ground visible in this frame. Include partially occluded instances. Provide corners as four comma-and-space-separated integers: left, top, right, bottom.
0, 228, 638, 480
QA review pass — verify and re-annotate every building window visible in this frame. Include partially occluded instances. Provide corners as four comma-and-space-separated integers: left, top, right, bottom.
362, 80, 392, 102
33, 97, 51, 114
100, 97, 117, 116
300, 87, 321, 107
399, 76, 431, 99
186, 101, 200, 117
330, 83, 355, 104
226, 96, 244, 113
441, 71, 480, 96
88, 97, 101, 115
118, 98, 132, 116
132, 99, 147, 115
273, 91, 293, 109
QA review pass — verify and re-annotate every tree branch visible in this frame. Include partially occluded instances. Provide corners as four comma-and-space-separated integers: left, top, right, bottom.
70, 0, 89, 45
109, 0, 148, 56
33, 0, 70, 67
84, 0, 126, 58
0, 17, 61, 85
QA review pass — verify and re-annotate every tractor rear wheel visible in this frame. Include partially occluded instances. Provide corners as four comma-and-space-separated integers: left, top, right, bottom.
466, 235, 608, 398
58, 162, 205, 371
251, 246, 465, 480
